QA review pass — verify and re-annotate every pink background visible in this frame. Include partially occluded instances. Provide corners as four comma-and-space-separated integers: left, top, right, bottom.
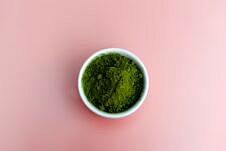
0, 0, 226, 151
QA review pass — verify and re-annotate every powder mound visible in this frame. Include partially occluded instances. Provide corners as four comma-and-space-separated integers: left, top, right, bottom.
82, 53, 144, 113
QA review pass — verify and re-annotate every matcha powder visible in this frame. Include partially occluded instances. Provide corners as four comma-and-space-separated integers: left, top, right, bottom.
82, 53, 144, 113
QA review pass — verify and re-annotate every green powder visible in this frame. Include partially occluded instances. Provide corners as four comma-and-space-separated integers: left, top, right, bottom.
82, 53, 144, 113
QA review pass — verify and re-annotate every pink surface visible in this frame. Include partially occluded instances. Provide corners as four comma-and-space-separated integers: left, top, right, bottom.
0, 0, 226, 151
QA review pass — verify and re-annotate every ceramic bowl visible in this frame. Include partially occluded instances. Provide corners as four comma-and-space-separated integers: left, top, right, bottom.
78, 48, 149, 119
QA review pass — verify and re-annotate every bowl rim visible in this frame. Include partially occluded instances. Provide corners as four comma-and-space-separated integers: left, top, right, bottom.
78, 48, 149, 119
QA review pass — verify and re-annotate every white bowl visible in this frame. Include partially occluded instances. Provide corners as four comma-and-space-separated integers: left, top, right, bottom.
78, 48, 149, 119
